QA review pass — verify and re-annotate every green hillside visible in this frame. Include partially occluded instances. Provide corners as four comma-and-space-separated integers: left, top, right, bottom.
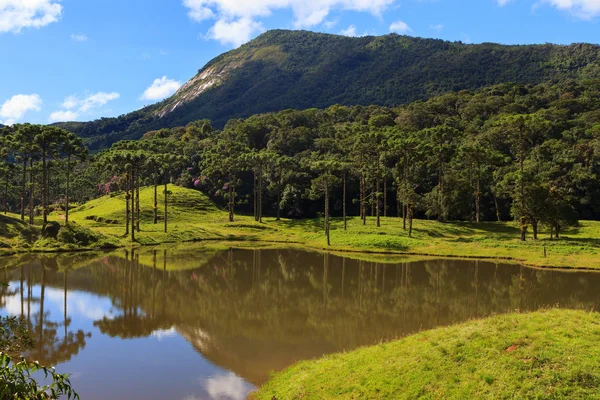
55, 30, 600, 150
253, 309, 600, 399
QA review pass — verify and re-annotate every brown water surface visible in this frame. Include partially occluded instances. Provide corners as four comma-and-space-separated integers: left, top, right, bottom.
1, 248, 599, 399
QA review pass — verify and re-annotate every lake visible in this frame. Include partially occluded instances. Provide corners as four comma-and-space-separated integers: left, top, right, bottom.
1, 247, 599, 400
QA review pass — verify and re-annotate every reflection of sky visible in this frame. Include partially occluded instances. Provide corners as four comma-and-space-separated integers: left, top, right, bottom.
4, 282, 116, 323
0, 279, 255, 400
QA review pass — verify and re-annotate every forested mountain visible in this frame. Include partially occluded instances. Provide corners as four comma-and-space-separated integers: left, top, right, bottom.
54, 30, 600, 150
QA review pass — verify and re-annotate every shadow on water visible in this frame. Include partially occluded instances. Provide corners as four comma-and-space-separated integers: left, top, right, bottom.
1, 247, 600, 399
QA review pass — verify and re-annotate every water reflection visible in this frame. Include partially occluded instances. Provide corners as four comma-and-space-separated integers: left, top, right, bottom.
1, 248, 599, 399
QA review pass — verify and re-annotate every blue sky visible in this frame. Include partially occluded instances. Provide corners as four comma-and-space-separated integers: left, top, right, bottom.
1, 0, 599, 125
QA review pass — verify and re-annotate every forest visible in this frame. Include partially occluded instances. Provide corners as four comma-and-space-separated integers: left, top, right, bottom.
52, 30, 600, 150
1, 79, 600, 246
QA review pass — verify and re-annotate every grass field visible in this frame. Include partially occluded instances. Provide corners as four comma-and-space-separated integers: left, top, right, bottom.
1, 185, 599, 269
251, 309, 600, 399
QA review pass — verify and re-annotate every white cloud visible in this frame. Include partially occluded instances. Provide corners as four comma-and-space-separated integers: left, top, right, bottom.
430, 23, 444, 31
203, 373, 254, 400
183, 0, 396, 47
389, 20, 412, 34
0, 94, 42, 125
497, 0, 513, 5
208, 17, 265, 46
0, 0, 62, 34
49, 92, 120, 122
340, 24, 358, 36
49, 110, 77, 122
541, 0, 600, 18
71, 33, 88, 42
151, 327, 178, 341
141, 76, 182, 101
79, 92, 120, 112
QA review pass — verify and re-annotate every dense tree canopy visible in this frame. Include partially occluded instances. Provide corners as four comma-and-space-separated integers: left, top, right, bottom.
3, 79, 600, 244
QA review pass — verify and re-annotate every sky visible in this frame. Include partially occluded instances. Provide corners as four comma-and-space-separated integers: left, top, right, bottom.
1, 0, 599, 126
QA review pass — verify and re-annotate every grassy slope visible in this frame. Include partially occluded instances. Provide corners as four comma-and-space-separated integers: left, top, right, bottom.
2, 185, 599, 269
252, 309, 600, 399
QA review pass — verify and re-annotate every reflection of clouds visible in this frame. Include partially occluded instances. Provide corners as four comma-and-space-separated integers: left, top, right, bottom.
2, 294, 34, 316
1, 284, 115, 322
151, 327, 177, 341
47, 288, 115, 321
202, 373, 254, 400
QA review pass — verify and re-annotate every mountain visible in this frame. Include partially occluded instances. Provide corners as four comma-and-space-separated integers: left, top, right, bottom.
56, 29, 600, 150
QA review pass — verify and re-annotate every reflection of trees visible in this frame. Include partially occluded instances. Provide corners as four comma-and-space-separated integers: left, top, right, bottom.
94, 249, 172, 338
2, 257, 91, 366
3, 248, 600, 385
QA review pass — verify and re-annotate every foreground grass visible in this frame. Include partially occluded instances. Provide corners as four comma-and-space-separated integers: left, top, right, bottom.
1, 185, 599, 269
252, 309, 600, 399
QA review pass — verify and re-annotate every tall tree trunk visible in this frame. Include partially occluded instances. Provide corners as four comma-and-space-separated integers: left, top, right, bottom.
164, 181, 168, 233
65, 155, 71, 225
21, 160, 26, 221
361, 174, 367, 225
519, 126, 526, 241
343, 171, 347, 231
125, 174, 130, 236
555, 223, 561, 238
3, 169, 8, 214
383, 178, 387, 217
228, 184, 234, 222
276, 190, 281, 221
258, 165, 263, 223
371, 183, 376, 217
408, 203, 414, 238
253, 170, 258, 221
131, 168, 136, 242
360, 173, 365, 223
403, 204, 407, 230
532, 219, 538, 240
493, 191, 501, 222
42, 149, 47, 226
475, 164, 481, 224
376, 178, 381, 228
136, 175, 140, 232
29, 159, 34, 226
153, 182, 158, 224
325, 184, 330, 246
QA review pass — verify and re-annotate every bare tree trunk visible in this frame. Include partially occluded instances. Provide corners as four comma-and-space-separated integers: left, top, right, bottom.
532, 219, 538, 240
376, 178, 381, 228
21, 160, 26, 221
493, 191, 501, 222
519, 127, 526, 241
66, 155, 71, 225
164, 181, 168, 233
42, 149, 47, 225
125, 172, 130, 236
383, 178, 387, 217
136, 175, 140, 232
253, 170, 258, 221
29, 159, 34, 226
475, 164, 481, 224
325, 184, 330, 246
258, 165, 263, 223
131, 168, 136, 242
361, 174, 366, 225
408, 203, 414, 238
276, 190, 281, 221
343, 171, 347, 231
371, 183, 376, 217
228, 184, 234, 222
153, 182, 158, 224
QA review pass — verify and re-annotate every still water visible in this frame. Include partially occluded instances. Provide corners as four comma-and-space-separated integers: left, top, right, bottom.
1, 247, 599, 400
